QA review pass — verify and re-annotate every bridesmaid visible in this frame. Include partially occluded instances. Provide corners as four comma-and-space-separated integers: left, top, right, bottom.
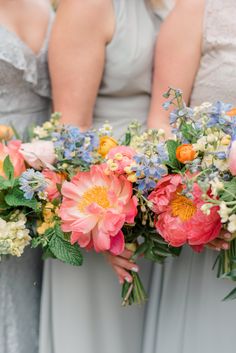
0, 1, 53, 352
143, 0, 236, 352
39, 1, 162, 353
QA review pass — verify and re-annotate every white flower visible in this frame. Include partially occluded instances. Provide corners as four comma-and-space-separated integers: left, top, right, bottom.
0, 214, 31, 257
207, 134, 216, 143
33, 126, 48, 139
193, 137, 207, 152
214, 159, 228, 172
210, 177, 224, 197
219, 202, 231, 223
201, 203, 212, 216
228, 215, 236, 233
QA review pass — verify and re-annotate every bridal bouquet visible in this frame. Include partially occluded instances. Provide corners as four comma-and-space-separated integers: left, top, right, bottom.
14, 114, 180, 304
2, 88, 236, 304
154, 88, 236, 300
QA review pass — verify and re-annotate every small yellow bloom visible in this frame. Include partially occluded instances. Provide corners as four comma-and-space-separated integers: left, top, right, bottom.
0, 125, 14, 141
124, 166, 132, 174
114, 153, 123, 161
221, 135, 231, 146
127, 173, 137, 183
109, 162, 118, 171
98, 136, 118, 158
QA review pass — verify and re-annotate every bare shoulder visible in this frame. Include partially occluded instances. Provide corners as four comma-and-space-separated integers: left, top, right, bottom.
56, 0, 114, 43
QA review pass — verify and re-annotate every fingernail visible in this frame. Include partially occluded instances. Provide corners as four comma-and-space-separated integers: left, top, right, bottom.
119, 279, 124, 284
222, 243, 229, 250
131, 266, 139, 272
224, 233, 232, 240
125, 276, 132, 283
216, 248, 221, 252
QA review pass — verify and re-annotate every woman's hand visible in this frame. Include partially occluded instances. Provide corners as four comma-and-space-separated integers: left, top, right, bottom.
207, 230, 232, 251
105, 250, 139, 284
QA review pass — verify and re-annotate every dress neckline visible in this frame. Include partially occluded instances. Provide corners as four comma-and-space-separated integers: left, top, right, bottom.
0, 10, 53, 58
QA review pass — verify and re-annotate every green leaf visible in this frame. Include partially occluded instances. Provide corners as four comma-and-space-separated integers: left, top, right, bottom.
5, 188, 38, 210
49, 225, 83, 266
220, 179, 236, 202
223, 287, 236, 301
166, 140, 181, 170
3, 156, 14, 181
42, 247, 57, 260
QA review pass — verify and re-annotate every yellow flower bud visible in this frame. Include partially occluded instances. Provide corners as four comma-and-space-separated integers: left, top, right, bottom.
98, 136, 118, 158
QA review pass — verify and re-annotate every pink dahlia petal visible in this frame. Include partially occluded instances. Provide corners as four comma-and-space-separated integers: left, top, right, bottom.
92, 226, 111, 252
110, 230, 125, 255
71, 231, 91, 248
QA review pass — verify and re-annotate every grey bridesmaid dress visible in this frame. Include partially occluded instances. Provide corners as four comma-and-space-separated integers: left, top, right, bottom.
0, 12, 53, 353
142, 1, 236, 353
39, 2, 161, 353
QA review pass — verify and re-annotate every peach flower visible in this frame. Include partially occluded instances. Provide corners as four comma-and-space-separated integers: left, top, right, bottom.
148, 175, 221, 251
0, 141, 26, 178
59, 165, 138, 254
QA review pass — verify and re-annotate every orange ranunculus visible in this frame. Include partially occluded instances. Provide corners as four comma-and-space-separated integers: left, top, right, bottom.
176, 144, 196, 164
0, 125, 14, 141
226, 108, 236, 117
97, 136, 118, 158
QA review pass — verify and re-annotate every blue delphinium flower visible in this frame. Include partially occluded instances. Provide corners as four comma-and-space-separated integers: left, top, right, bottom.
132, 152, 167, 192
52, 125, 99, 167
19, 169, 47, 200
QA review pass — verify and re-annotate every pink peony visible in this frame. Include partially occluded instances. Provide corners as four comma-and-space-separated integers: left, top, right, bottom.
229, 139, 236, 176
42, 170, 65, 201
20, 141, 56, 170
107, 146, 136, 174
59, 165, 138, 254
0, 140, 26, 178
148, 175, 221, 251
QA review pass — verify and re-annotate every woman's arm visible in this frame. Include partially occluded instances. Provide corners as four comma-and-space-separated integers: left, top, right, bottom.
148, 0, 204, 133
49, 0, 115, 128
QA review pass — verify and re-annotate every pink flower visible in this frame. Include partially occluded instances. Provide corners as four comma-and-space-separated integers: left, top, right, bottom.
0, 140, 26, 178
19, 141, 56, 170
59, 165, 138, 254
107, 146, 136, 174
148, 175, 221, 251
42, 170, 65, 201
229, 139, 236, 176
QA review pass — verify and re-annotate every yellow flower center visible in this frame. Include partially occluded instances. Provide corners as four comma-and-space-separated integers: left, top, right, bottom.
171, 194, 197, 221
78, 186, 110, 212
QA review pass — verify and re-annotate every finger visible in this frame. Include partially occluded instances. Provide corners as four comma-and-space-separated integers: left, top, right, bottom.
208, 239, 229, 250
121, 249, 134, 259
218, 231, 232, 241
110, 256, 139, 272
113, 265, 133, 283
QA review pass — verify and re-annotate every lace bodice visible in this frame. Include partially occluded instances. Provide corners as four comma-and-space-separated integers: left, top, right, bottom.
191, 0, 236, 106
0, 12, 53, 136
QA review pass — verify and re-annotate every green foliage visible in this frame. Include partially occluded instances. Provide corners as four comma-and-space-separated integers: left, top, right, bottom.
220, 179, 236, 203
48, 224, 83, 266
5, 188, 38, 211
165, 140, 182, 170
3, 156, 14, 182
223, 287, 236, 301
